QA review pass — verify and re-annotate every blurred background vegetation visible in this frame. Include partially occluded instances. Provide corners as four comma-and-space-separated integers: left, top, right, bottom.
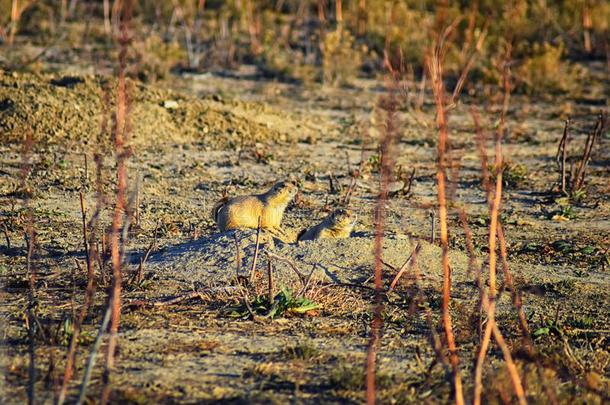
1, 0, 608, 95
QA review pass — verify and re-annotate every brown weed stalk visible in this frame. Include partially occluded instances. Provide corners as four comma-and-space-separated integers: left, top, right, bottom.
496, 223, 530, 337
472, 113, 503, 405
572, 113, 605, 193
472, 108, 550, 404
249, 217, 262, 283
76, 306, 111, 405
21, 129, 36, 405
426, 20, 465, 405
365, 67, 398, 405
8, 0, 32, 45
388, 243, 421, 292
555, 118, 570, 195
101, 1, 133, 403
555, 113, 605, 196
56, 193, 98, 405
245, 0, 262, 55
472, 47, 526, 405
406, 241, 452, 377
448, 19, 489, 109
68, 83, 111, 402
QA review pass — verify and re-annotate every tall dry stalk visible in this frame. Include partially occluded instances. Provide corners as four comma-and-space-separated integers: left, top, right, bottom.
76, 306, 112, 405
103, 0, 111, 35
101, 1, 133, 403
472, 46, 527, 405
21, 130, 36, 405
57, 83, 110, 403
9, 0, 19, 45
572, 113, 605, 192
555, 118, 570, 195
472, 117, 504, 405
335, 0, 342, 24
357, 0, 366, 35
472, 107, 523, 332
426, 21, 465, 405
56, 194, 97, 405
472, 106, 539, 404
365, 73, 398, 405
245, 0, 262, 56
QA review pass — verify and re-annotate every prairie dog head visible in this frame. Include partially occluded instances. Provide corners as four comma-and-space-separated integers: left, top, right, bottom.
326, 208, 355, 231
265, 181, 298, 206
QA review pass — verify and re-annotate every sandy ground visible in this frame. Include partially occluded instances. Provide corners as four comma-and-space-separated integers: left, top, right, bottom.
1, 65, 609, 403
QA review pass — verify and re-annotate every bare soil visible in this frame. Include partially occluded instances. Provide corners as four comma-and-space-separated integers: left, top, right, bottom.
1, 65, 609, 404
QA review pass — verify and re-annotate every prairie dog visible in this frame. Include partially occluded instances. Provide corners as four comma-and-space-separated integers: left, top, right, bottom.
213, 181, 298, 233
298, 208, 355, 241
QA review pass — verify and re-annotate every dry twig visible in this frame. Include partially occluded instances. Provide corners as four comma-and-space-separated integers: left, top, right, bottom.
388, 243, 421, 292
249, 217, 262, 283
426, 19, 465, 405
21, 129, 36, 405
57, 193, 98, 405
265, 251, 307, 284
366, 53, 399, 405
101, 2, 133, 402
555, 118, 570, 195
76, 306, 111, 405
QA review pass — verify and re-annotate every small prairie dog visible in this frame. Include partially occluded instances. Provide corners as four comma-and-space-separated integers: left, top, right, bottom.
298, 208, 355, 241
213, 181, 298, 233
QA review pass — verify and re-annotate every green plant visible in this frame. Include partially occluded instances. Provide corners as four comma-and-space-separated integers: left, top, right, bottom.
365, 154, 381, 173
550, 198, 577, 221
488, 160, 528, 188
230, 287, 319, 319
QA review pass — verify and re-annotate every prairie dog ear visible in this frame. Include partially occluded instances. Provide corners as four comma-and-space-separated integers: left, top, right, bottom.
334, 208, 347, 217
285, 175, 300, 187
271, 181, 286, 191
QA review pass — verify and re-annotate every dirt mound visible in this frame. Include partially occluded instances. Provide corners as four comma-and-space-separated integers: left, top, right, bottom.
146, 229, 471, 288
0, 70, 284, 148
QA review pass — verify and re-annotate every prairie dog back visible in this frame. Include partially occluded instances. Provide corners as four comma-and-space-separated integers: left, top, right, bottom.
213, 181, 297, 232
298, 208, 355, 241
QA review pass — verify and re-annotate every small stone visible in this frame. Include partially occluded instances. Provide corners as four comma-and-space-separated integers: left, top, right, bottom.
551, 214, 570, 222
163, 100, 179, 109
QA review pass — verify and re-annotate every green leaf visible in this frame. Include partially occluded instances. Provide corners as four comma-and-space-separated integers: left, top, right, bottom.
280, 286, 292, 303
554, 197, 570, 206
533, 327, 550, 337
290, 303, 320, 313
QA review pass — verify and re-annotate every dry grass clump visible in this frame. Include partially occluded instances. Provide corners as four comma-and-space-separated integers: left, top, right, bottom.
132, 32, 186, 82
515, 42, 586, 95
321, 28, 364, 87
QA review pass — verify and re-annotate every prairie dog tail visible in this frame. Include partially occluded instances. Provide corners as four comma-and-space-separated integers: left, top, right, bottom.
211, 197, 229, 224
